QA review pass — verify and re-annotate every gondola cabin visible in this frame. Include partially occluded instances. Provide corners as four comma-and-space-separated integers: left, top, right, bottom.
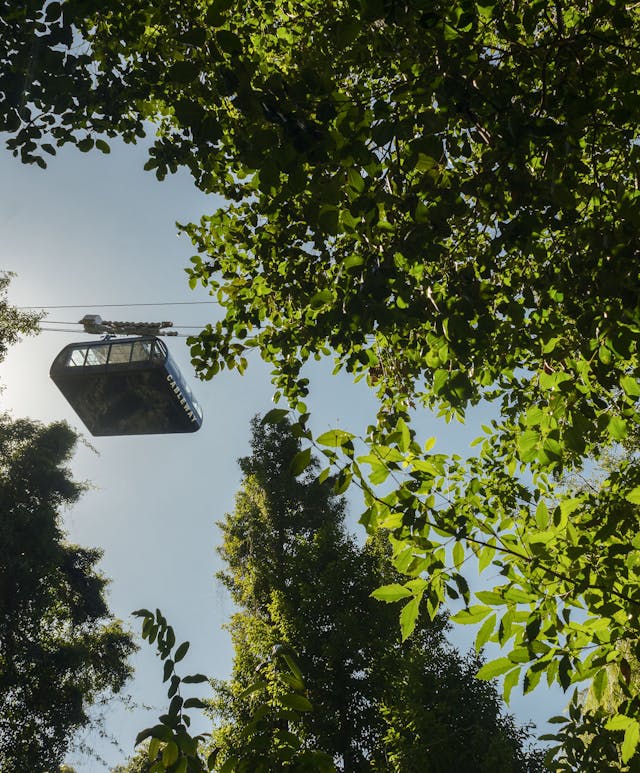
50, 336, 203, 436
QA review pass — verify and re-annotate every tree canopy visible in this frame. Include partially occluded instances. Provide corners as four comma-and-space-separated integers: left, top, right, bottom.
0, 271, 40, 363
3, 0, 640, 766
0, 414, 136, 771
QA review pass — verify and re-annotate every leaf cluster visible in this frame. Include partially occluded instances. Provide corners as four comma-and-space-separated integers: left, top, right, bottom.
132, 610, 332, 773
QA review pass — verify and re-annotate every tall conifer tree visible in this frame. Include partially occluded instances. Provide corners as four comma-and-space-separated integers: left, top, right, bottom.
0, 415, 135, 770
211, 417, 543, 772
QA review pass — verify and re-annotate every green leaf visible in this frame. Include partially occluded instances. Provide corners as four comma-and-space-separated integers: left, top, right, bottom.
281, 672, 305, 691
475, 614, 496, 652
347, 168, 365, 193
503, 667, 520, 703
138, 724, 173, 744
316, 429, 355, 447
164, 626, 176, 651
475, 590, 503, 605
309, 290, 333, 309
525, 614, 541, 642
527, 530, 555, 545
399, 596, 420, 641
607, 415, 627, 441
163, 659, 174, 682
451, 605, 492, 624
239, 679, 268, 698
478, 545, 495, 573
182, 673, 209, 683
503, 586, 535, 603
371, 584, 412, 602
183, 697, 207, 709
625, 487, 640, 505
135, 727, 154, 746
168, 674, 180, 698
622, 720, 640, 763
535, 499, 549, 529
45, 1, 62, 20
280, 693, 313, 712
262, 409, 289, 424
548, 715, 570, 724
282, 652, 304, 682
606, 714, 635, 731
290, 447, 312, 476
368, 462, 389, 484
522, 667, 543, 695
452, 540, 464, 569
169, 694, 183, 716
592, 667, 608, 702
334, 467, 352, 494
162, 741, 179, 766
621, 375, 640, 398
476, 658, 516, 680
180, 27, 208, 45
174, 641, 190, 663
148, 737, 161, 760
77, 137, 94, 152
343, 254, 364, 271
559, 498, 581, 519
517, 429, 540, 462
424, 437, 436, 452
274, 728, 302, 748
508, 647, 530, 664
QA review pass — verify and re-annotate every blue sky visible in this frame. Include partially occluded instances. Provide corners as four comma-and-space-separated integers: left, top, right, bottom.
0, 139, 565, 769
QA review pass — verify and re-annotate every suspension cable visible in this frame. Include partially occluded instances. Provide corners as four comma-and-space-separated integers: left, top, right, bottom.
19, 301, 221, 309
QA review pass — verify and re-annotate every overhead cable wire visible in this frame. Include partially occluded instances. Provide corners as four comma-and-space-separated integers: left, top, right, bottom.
19, 301, 221, 309
39, 326, 87, 333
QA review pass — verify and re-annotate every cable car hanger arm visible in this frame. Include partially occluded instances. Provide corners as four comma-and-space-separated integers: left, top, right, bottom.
79, 315, 178, 337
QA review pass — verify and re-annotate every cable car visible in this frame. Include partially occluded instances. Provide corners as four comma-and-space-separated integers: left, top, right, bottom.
50, 336, 203, 436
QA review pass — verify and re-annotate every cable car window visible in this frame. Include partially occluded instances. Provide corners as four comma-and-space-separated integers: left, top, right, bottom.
131, 340, 152, 362
151, 340, 167, 361
85, 345, 109, 366
68, 348, 88, 367
108, 342, 133, 364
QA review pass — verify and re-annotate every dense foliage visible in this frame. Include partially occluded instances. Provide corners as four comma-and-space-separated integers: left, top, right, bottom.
212, 417, 542, 772
4, 0, 640, 767
0, 414, 136, 771
0, 271, 40, 361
